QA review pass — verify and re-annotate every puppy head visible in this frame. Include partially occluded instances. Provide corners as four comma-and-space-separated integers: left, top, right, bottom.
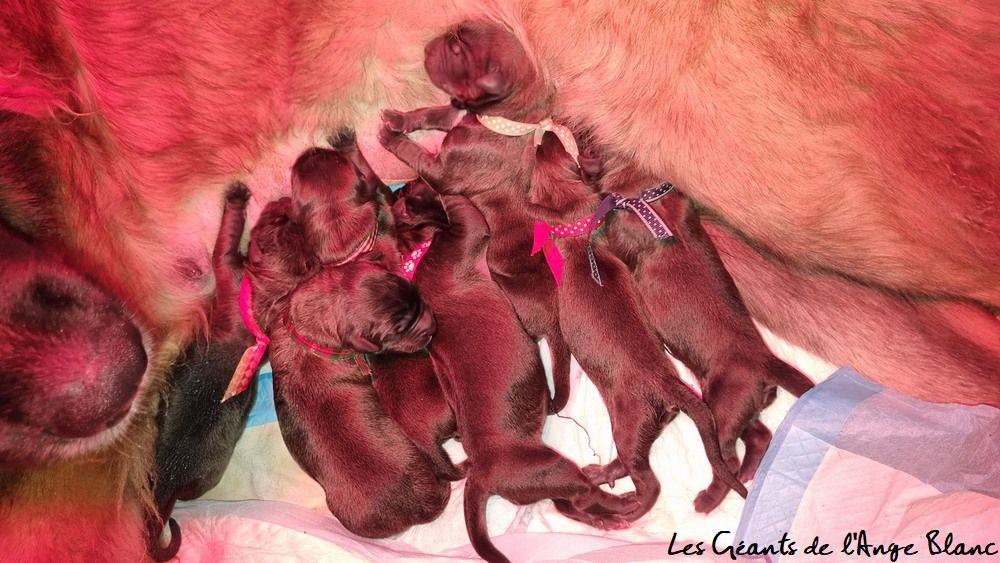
291, 147, 373, 213
291, 147, 384, 264
247, 198, 317, 281
424, 21, 536, 111
389, 179, 450, 233
288, 256, 436, 355
0, 224, 149, 467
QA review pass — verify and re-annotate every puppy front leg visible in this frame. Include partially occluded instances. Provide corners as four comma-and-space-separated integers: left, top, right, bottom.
211, 183, 250, 334
382, 105, 462, 133
378, 124, 445, 186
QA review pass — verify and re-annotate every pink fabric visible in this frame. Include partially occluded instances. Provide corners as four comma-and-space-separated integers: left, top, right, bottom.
531, 216, 603, 288
223, 278, 271, 402
400, 239, 433, 281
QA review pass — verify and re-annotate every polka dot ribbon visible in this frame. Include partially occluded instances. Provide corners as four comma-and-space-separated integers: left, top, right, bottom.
531, 215, 604, 288
477, 114, 580, 165
587, 181, 675, 237
581, 182, 676, 286
222, 277, 271, 402
400, 238, 433, 281
283, 310, 372, 377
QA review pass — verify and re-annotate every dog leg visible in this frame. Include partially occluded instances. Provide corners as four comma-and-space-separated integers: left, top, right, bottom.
738, 420, 772, 482
381, 105, 462, 134
377, 124, 446, 187
489, 447, 637, 529
210, 182, 250, 333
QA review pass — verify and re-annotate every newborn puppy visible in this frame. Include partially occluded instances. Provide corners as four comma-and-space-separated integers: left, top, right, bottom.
0, 219, 148, 467
573, 140, 816, 513
268, 258, 447, 538
292, 130, 399, 269
246, 192, 447, 538
392, 180, 638, 562
380, 20, 745, 523
146, 184, 258, 560
368, 350, 461, 482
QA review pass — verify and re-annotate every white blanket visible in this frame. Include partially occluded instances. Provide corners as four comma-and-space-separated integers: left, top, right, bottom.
173, 327, 838, 561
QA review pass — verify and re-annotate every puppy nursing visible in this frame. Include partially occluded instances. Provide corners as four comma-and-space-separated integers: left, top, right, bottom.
247, 143, 449, 538
379, 21, 747, 528
391, 181, 639, 562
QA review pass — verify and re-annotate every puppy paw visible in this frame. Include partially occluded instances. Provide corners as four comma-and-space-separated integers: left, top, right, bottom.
328, 127, 358, 151
380, 109, 407, 133
582, 464, 612, 487
377, 121, 405, 150
592, 514, 631, 531
225, 182, 251, 204
693, 487, 726, 514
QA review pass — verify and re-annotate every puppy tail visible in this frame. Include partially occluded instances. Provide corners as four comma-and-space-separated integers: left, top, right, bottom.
677, 392, 748, 500
148, 517, 182, 562
546, 333, 573, 413
464, 478, 510, 563
768, 358, 815, 398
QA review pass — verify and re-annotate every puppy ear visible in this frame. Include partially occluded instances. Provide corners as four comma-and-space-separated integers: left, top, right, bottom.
345, 332, 380, 353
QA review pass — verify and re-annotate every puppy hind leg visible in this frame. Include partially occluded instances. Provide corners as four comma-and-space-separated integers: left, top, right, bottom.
581, 457, 628, 488
209, 183, 251, 334
767, 357, 815, 397
738, 421, 772, 482
497, 447, 636, 529
674, 386, 749, 507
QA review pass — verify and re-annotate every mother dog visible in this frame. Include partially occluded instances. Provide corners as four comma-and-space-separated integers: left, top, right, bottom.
1, 0, 997, 560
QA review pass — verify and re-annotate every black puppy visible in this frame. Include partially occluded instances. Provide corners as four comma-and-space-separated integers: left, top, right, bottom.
146, 184, 258, 560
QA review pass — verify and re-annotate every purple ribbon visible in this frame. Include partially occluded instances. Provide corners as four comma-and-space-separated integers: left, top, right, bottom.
584, 182, 676, 285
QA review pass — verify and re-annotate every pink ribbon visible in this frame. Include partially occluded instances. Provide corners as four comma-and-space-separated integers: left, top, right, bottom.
399, 238, 433, 281
222, 278, 271, 402
531, 215, 603, 288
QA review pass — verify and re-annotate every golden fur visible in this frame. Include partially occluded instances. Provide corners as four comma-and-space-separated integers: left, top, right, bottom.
1, 0, 997, 558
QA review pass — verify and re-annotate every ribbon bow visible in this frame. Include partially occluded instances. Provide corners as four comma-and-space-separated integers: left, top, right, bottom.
477, 114, 580, 165
222, 278, 271, 402
284, 311, 372, 377
581, 182, 676, 286
531, 215, 603, 288
400, 238, 433, 281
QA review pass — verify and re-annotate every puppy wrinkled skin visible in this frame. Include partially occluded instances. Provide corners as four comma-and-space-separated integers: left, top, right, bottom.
147, 184, 258, 560
392, 181, 638, 563
380, 21, 746, 524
